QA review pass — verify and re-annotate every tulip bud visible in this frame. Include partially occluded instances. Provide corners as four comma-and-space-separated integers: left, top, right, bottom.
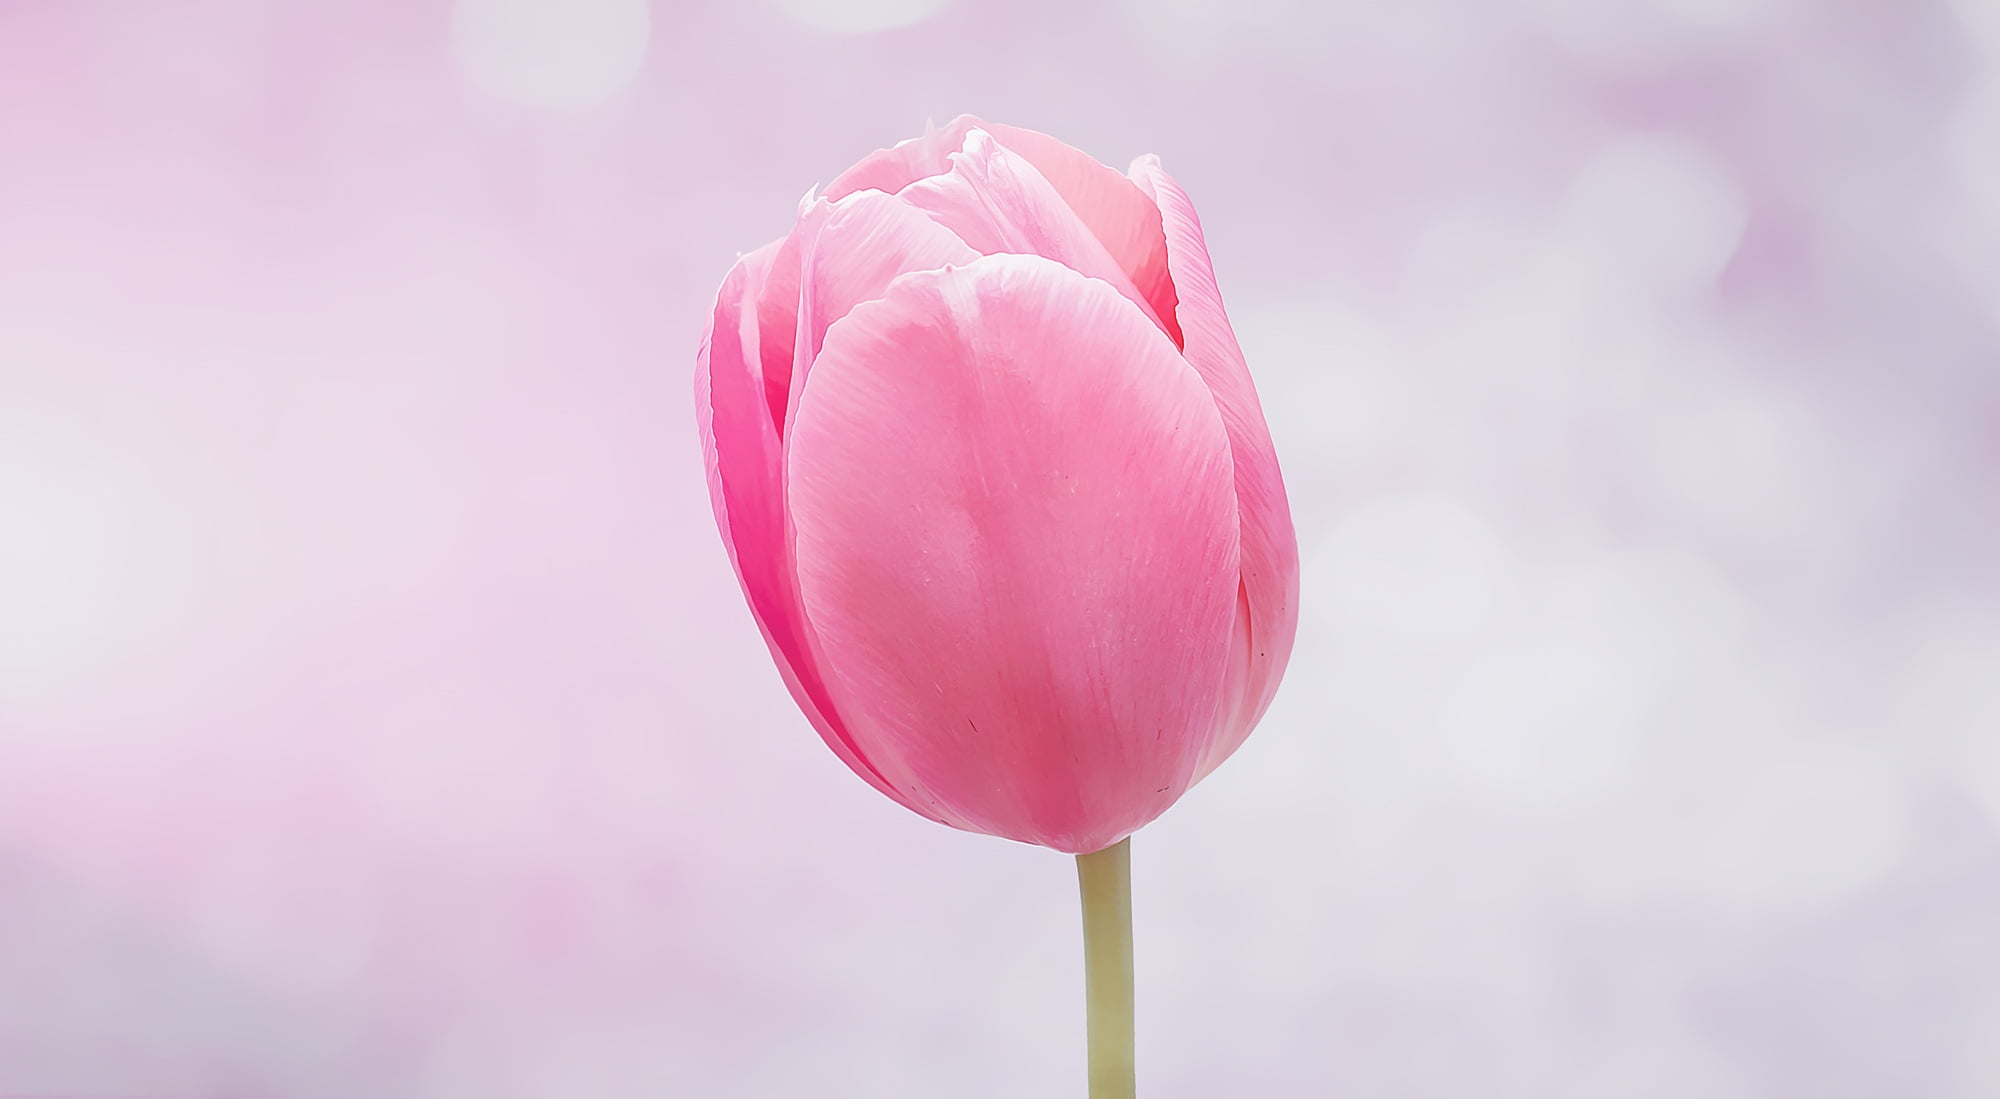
695, 117, 1297, 856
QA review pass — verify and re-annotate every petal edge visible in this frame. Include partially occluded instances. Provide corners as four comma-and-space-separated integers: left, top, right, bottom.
1130, 157, 1300, 777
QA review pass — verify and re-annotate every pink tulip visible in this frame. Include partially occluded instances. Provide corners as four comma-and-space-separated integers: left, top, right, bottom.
695, 117, 1298, 857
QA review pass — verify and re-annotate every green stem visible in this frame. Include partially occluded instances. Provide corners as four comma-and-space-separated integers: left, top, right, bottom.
1076, 837, 1134, 1099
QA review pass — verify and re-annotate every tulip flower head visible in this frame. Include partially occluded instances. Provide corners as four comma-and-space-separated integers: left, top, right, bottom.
696, 117, 1297, 856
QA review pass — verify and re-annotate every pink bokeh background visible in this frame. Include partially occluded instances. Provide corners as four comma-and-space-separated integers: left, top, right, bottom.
4, 0, 1998, 1094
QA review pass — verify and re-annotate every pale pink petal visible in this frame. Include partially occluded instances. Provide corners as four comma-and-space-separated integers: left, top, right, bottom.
785, 254, 1242, 853
1130, 157, 1300, 777
784, 189, 980, 437
823, 115, 984, 200
695, 248, 943, 823
898, 129, 1173, 337
985, 121, 1181, 345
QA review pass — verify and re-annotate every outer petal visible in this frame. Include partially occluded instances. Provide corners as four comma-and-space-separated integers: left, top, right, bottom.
823, 116, 984, 200
898, 129, 1173, 337
695, 248, 945, 824
785, 254, 1242, 853
1129, 157, 1300, 779
784, 189, 980, 437
984, 121, 1181, 345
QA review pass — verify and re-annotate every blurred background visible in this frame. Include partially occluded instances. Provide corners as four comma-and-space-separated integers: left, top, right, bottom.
2, 0, 1997, 1095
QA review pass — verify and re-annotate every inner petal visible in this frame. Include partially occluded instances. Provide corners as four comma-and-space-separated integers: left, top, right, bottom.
987, 122, 1182, 347
898, 129, 1175, 340
823, 115, 985, 200
783, 188, 981, 438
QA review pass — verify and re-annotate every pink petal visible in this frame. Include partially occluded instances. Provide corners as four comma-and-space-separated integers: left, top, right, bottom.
696, 247, 944, 823
785, 254, 1242, 853
985, 121, 1182, 346
823, 116, 984, 200
1129, 156, 1300, 778
750, 228, 802, 431
784, 189, 980, 437
898, 129, 1173, 338
821, 118, 1178, 343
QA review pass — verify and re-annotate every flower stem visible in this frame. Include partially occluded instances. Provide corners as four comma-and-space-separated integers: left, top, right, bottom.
1076, 837, 1134, 1098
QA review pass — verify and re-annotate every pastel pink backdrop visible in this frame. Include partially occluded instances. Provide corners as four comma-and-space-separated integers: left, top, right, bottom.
3, 0, 1997, 1096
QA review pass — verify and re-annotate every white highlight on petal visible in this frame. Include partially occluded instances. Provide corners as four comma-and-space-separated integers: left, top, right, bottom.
776, 0, 949, 34
450, 0, 651, 108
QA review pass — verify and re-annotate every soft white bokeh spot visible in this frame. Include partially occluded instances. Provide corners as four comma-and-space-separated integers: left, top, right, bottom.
1578, 1032, 1759, 1099
1947, 79, 2000, 238
1436, 556, 1697, 808
1651, 380, 1843, 556
450, 0, 651, 107
1562, 133, 1748, 293
1440, 639, 1653, 807
1898, 607, 2000, 827
0, 433, 130, 693
1949, 0, 2000, 66
178, 837, 380, 1001
776, 0, 951, 34
1955, 1007, 2000, 1097
1525, 0, 1790, 69
1400, 201, 1539, 312
1690, 741, 1917, 917
0, 416, 192, 737
1312, 493, 1509, 650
